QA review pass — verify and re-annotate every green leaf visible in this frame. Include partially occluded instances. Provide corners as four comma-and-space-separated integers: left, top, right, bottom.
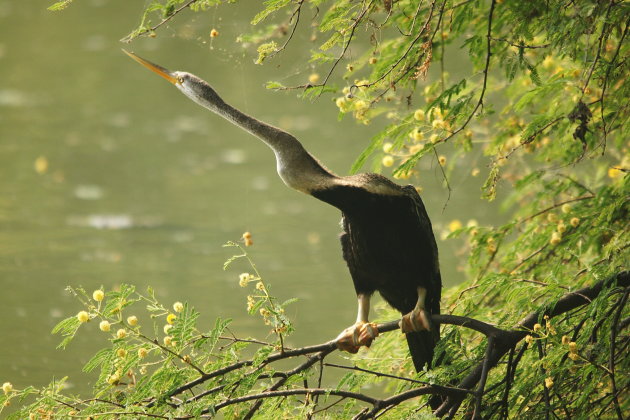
251, 0, 291, 25
83, 348, 112, 373
265, 81, 286, 90
47, 0, 74, 11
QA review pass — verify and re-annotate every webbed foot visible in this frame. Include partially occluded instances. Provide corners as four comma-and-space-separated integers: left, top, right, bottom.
399, 308, 431, 333
335, 321, 379, 354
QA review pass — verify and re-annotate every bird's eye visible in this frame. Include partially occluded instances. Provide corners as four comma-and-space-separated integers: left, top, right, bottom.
177, 77, 184, 84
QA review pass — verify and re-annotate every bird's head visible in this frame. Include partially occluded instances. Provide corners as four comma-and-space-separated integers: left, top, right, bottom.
123, 50, 224, 109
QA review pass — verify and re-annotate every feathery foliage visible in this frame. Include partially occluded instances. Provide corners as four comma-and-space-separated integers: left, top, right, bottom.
8, 0, 628, 418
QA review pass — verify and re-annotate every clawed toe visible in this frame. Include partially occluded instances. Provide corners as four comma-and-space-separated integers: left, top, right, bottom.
335, 322, 379, 353
400, 308, 431, 333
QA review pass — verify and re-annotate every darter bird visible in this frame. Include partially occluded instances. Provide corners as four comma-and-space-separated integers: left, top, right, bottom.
124, 50, 442, 371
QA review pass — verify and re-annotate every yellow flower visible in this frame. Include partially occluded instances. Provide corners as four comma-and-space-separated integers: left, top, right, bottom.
163, 324, 173, 334
173, 302, 184, 313
545, 377, 554, 389
255, 282, 266, 291
533, 323, 542, 332
561, 204, 571, 214
77, 311, 90, 323
382, 142, 394, 153
259, 308, 270, 317
411, 128, 424, 142
438, 155, 447, 166
335, 97, 347, 110
166, 314, 177, 325
116, 329, 127, 339
210, 29, 219, 38
562, 335, 570, 345
547, 213, 558, 222
99, 321, 111, 332
239, 273, 251, 287
116, 348, 127, 358
127, 316, 138, 326
354, 100, 369, 111
608, 167, 623, 178
382, 155, 395, 168
432, 119, 446, 129
138, 348, 148, 358
568, 352, 579, 361
368, 57, 378, 64
525, 335, 534, 344
92, 290, 104, 302
244, 237, 254, 247
247, 295, 255, 311
550, 231, 562, 245
163, 336, 173, 346
308, 73, 320, 84
242, 231, 252, 240
431, 107, 444, 119
413, 109, 426, 121
34, 156, 48, 174
429, 134, 440, 144
106, 373, 120, 385
569, 342, 577, 353
471, 168, 480, 177
557, 222, 566, 233
570, 217, 580, 227
2, 382, 13, 394
448, 220, 463, 232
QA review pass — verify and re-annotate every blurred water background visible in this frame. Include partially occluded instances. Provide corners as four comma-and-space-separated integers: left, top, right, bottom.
0, 0, 497, 392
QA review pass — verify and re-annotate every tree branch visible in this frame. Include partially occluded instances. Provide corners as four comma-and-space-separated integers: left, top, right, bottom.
435, 271, 629, 417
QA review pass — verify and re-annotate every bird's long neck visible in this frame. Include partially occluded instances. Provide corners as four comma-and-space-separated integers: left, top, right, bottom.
191, 87, 339, 194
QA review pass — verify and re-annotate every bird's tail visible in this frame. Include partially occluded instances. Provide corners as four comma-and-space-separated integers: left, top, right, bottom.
406, 326, 443, 410
405, 329, 438, 372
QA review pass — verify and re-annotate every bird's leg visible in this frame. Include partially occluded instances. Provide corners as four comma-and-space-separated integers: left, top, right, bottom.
400, 287, 432, 333
335, 294, 379, 353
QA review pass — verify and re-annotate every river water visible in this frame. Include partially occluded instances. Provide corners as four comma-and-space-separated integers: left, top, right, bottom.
0, 0, 495, 392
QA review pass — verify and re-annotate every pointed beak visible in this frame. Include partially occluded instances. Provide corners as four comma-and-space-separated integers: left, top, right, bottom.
123, 50, 179, 85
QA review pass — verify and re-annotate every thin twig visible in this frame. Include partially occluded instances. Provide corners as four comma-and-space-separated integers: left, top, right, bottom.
122, 0, 198, 43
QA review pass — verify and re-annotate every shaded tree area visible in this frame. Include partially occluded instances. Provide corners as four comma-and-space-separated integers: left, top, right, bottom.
3, 0, 628, 418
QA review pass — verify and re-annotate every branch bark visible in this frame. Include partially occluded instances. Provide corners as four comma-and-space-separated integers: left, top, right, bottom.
147, 271, 628, 418
434, 271, 629, 417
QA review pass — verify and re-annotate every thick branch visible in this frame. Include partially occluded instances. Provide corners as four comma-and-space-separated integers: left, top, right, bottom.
435, 271, 629, 417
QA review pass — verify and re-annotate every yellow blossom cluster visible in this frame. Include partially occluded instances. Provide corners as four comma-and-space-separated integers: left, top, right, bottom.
247, 295, 255, 312
239, 272, 253, 287
93, 289, 104, 302
77, 311, 90, 323
2, 382, 13, 394
567, 340, 580, 361
242, 231, 253, 247
545, 377, 554, 389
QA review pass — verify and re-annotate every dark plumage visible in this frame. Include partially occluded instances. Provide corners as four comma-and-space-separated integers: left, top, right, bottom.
313, 174, 441, 370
